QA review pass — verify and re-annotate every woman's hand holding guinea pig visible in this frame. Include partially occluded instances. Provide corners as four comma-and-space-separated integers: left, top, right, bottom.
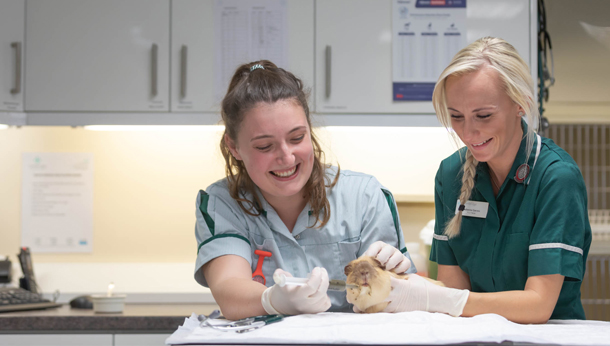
364, 241, 412, 273
261, 267, 331, 315
383, 274, 469, 317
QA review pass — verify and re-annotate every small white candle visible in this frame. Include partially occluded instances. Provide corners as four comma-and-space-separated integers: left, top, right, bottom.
107, 282, 115, 297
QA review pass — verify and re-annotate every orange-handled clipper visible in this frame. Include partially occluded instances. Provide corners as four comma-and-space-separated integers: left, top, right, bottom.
252, 250, 272, 285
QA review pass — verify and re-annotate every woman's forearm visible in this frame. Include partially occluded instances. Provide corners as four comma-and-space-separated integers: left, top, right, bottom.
461, 274, 564, 324
202, 256, 269, 320
463, 290, 551, 323
210, 277, 268, 320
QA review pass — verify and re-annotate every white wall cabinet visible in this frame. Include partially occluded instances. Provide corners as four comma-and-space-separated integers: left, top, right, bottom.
314, 0, 535, 116
0, 0, 25, 112
285, 0, 315, 105
315, 0, 410, 114
25, 0, 170, 112
171, 0, 215, 113
170, 0, 314, 114
7, 0, 532, 125
19, 0, 313, 125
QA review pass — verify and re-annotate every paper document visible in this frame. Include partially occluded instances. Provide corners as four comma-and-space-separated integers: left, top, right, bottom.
214, 0, 288, 101
21, 153, 93, 253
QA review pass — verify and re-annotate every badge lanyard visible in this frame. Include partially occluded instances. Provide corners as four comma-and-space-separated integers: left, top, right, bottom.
457, 134, 542, 217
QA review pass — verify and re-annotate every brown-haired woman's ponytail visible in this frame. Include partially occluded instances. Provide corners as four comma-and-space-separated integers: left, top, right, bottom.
444, 150, 478, 239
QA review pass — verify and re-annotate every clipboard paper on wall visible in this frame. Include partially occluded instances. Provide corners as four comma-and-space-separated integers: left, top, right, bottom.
166, 312, 610, 345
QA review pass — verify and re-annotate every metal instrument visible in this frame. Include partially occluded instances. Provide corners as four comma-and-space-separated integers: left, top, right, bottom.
197, 310, 283, 333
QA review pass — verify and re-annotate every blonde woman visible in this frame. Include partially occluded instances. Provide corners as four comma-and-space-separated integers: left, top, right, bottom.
379, 37, 591, 323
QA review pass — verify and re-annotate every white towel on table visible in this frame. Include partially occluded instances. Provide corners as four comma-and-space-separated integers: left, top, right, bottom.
166, 311, 610, 345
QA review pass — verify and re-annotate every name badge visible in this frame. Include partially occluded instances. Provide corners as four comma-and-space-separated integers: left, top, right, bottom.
455, 200, 489, 218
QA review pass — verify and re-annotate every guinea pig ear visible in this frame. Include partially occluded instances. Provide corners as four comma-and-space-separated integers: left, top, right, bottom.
371, 257, 385, 269
344, 264, 353, 276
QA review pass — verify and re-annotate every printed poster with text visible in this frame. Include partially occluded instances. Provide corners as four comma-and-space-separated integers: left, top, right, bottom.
214, 0, 288, 102
392, 0, 467, 101
21, 153, 93, 253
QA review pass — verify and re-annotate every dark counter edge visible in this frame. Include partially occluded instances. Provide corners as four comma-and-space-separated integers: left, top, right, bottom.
0, 315, 184, 334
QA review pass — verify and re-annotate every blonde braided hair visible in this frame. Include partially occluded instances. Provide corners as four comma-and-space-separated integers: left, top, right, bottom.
444, 150, 479, 238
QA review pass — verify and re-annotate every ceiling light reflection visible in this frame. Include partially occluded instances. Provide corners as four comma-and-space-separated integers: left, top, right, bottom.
84, 125, 225, 132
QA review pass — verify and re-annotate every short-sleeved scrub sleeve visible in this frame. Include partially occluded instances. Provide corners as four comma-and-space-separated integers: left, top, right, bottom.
528, 162, 589, 280
194, 188, 252, 287
430, 154, 461, 267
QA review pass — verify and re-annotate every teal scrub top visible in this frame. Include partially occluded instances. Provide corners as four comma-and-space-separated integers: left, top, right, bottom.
194, 167, 414, 312
431, 124, 592, 320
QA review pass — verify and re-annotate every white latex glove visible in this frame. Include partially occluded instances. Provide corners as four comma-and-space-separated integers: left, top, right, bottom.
364, 241, 412, 273
383, 274, 469, 317
260, 267, 331, 315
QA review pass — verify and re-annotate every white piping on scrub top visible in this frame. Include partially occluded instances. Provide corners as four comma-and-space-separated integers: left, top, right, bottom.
529, 243, 584, 255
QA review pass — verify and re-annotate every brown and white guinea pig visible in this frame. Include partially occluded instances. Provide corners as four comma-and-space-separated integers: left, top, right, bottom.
344, 256, 445, 313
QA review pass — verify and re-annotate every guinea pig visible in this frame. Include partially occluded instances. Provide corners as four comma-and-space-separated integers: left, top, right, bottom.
344, 255, 445, 313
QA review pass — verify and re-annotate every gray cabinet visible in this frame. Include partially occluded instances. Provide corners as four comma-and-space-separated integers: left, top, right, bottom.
4, 0, 534, 126
171, 0, 215, 113
314, 0, 535, 123
0, 0, 24, 112
170, 0, 314, 114
25, 0, 170, 112
19, 0, 313, 125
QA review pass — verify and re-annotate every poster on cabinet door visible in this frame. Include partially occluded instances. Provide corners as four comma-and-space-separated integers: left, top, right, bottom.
214, 0, 288, 101
21, 153, 93, 253
392, 0, 467, 101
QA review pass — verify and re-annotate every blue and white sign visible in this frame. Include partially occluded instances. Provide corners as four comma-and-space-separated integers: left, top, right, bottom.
392, 0, 467, 101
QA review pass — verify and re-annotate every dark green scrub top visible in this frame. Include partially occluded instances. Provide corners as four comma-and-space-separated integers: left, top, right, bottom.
430, 125, 592, 320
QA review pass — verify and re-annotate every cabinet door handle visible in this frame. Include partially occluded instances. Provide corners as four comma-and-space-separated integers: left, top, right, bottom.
180, 45, 188, 99
151, 44, 158, 97
325, 45, 331, 98
11, 42, 22, 94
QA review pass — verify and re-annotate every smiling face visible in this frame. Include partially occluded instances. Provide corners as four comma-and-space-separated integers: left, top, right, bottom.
445, 66, 523, 172
225, 99, 314, 208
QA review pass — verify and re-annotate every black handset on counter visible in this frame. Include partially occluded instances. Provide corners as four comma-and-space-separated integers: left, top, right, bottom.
0, 256, 12, 284
18, 247, 38, 293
